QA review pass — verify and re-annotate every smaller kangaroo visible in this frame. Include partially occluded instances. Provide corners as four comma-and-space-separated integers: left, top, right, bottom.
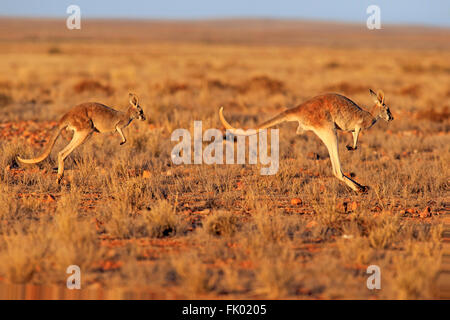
17, 93, 146, 184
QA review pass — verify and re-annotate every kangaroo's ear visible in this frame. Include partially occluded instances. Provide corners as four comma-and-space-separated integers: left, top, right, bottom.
377, 90, 385, 104
129, 93, 138, 107
369, 89, 378, 103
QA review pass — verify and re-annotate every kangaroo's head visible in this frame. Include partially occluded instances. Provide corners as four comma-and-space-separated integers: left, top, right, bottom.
129, 93, 146, 121
370, 89, 393, 122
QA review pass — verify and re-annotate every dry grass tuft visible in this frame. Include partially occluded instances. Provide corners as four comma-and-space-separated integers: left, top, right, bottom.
415, 106, 449, 123
238, 75, 286, 94
202, 210, 241, 237
325, 82, 367, 95
141, 200, 188, 238
0, 93, 12, 108
0, 225, 51, 283
73, 79, 114, 96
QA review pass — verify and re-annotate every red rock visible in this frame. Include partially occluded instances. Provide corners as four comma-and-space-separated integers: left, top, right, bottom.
305, 220, 318, 229
420, 206, 431, 218
142, 170, 151, 178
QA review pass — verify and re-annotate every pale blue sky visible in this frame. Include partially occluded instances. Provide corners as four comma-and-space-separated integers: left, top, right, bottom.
1, 0, 449, 27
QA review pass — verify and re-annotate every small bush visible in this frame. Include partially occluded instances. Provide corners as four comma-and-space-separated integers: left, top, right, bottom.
202, 210, 240, 237
142, 200, 187, 238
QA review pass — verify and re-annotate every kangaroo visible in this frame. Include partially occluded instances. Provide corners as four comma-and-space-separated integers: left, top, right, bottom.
17, 93, 146, 184
219, 89, 393, 192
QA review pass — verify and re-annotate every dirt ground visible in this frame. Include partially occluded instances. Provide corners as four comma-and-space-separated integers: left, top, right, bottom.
0, 18, 448, 299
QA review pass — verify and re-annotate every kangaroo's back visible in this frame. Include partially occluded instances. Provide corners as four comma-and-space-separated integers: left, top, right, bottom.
289, 93, 366, 130
60, 102, 123, 132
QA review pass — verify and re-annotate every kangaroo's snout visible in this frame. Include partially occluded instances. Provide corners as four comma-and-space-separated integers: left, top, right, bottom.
138, 108, 146, 121
387, 111, 394, 121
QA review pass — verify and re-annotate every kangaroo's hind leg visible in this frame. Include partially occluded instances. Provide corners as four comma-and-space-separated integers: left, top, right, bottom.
56, 129, 92, 184
314, 127, 368, 192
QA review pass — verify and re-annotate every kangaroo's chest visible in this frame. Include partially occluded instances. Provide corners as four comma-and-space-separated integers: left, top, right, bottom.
332, 107, 366, 132
94, 118, 133, 133
91, 119, 119, 133
334, 116, 359, 132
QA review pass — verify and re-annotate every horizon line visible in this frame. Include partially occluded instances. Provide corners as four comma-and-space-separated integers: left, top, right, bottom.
1, 15, 449, 30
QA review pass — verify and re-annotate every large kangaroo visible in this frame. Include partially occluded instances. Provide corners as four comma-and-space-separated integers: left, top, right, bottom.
219, 89, 393, 192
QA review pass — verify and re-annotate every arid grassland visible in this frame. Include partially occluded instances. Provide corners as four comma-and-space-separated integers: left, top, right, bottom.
0, 19, 448, 299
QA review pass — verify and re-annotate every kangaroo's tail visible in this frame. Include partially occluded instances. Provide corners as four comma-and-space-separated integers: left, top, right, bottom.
219, 106, 289, 136
17, 124, 65, 164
